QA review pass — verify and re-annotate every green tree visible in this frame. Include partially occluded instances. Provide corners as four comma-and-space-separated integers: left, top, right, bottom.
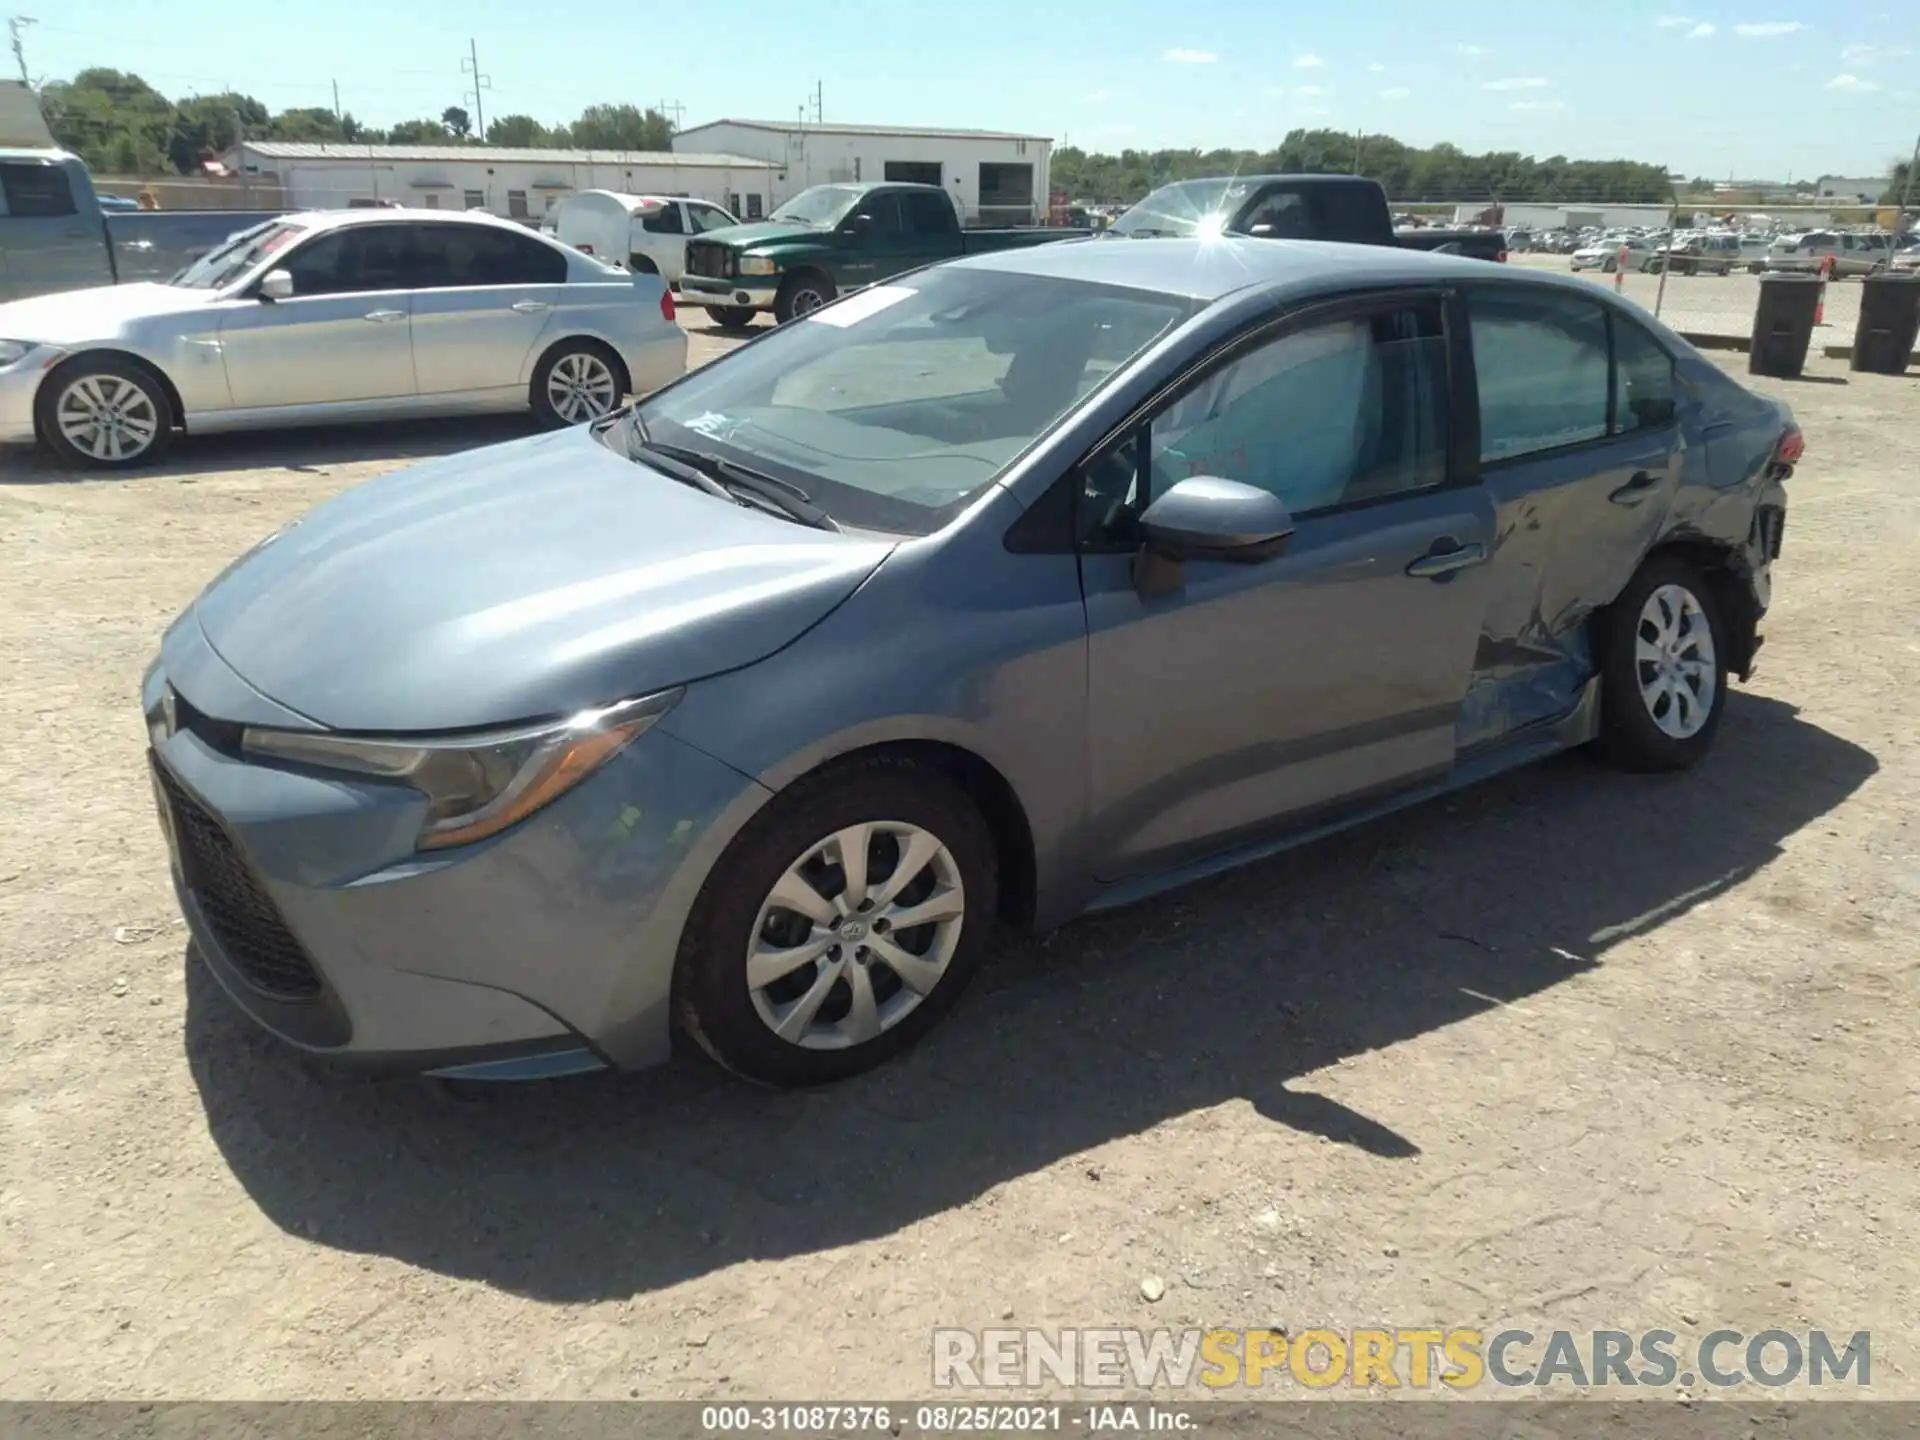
485, 113, 549, 147
441, 105, 472, 141
386, 117, 452, 144
41, 68, 173, 174
267, 106, 349, 142
167, 92, 268, 174
561, 103, 672, 151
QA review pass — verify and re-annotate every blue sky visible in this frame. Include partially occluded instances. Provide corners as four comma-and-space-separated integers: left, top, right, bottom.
23, 0, 1919, 181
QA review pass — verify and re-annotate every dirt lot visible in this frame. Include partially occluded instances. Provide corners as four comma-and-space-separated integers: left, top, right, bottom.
2, 322, 1916, 1401
1508, 252, 1866, 344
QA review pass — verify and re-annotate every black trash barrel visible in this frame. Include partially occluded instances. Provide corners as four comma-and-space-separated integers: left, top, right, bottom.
1850, 273, 1920, 375
1749, 274, 1822, 378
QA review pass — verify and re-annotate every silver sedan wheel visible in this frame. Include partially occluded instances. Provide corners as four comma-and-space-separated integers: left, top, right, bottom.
746, 821, 966, 1051
1636, 583, 1717, 739
55, 374, 161, 463
544, 351, 619, 423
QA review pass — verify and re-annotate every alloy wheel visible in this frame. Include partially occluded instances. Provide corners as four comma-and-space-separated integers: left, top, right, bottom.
545, 352, 619, 423
1635, 583, 1717, 739
787, 286, 826, 318
745, 821, 965, 1050
55, 374, 161, 463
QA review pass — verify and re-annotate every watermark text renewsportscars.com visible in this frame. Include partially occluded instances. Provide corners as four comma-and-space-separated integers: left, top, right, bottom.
932, 1327, 1871, 1391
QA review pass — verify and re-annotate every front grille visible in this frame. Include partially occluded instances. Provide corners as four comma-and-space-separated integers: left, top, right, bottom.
685, 241, 734, 280
154, 760, 323, 1001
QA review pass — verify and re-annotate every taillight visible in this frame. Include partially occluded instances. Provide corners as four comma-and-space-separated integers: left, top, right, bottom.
659, 287, 676, 324
576, 242, 594, 254
1495, 250, 1508, 263
1776, 425, 1804, 466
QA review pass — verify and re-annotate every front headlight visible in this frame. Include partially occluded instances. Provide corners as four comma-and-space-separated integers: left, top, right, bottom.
737, 255, 778, 277
0, 340, 33, 367
241, 689, 681, 851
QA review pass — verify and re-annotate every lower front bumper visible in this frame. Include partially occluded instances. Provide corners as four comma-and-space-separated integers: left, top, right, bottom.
678, 278, 779, 311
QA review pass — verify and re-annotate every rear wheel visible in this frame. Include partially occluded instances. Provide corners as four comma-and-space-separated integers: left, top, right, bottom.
1602, 257, 1618, 274
530, 339, 626, 427
676, 757, 998, 1086
707, 306, 758, 330
774, 272, 836, 324
1595, 556, 1730, 772
37, 356, 174, 469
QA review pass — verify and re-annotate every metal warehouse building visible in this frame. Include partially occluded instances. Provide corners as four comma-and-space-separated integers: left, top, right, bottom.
222, 141, 778, 223
670, 119, 1055, 224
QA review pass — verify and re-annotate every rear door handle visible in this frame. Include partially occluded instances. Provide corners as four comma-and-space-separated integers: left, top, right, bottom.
510, 299, 550, 313
1609, 470, 1658, 506
1405, 541, 1488, 579
363, 309, 407, 324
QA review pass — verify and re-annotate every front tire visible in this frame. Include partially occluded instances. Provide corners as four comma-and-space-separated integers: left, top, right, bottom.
774, 272, 836, 324
707, 306, 758, 330
530, 340, 627, 428
676, 757, 998, 1086
37, 357, 174, 469
1595, 556, 1730, 773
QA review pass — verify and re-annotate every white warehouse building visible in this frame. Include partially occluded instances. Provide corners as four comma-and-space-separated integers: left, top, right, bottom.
222, 141, 779, 223
670, 119, 1056, 224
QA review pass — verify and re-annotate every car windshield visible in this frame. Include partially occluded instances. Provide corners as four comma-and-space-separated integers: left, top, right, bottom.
627, 266, 1196, 536
169, 219, 308, 289
770, 185, 866, 228
1107, 179, 1249, 238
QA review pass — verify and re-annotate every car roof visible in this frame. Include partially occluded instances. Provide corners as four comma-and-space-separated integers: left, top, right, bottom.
280, 207, 550, 236
950, 235, 1661, 313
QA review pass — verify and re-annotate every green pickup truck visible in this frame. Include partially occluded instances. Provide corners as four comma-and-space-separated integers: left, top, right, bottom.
678, 181, 1087, 327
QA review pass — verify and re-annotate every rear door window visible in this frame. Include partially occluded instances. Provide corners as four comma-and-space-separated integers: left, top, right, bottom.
0, 161, 77, 217
410, 224, 567, 287
1467, 290, 1611, 462
641, 203, 685, 236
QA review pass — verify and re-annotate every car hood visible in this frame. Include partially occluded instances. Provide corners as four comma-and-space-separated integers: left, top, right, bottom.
188, 425, 896, 732
0, 282, 219, 343
702, 221, 818, 249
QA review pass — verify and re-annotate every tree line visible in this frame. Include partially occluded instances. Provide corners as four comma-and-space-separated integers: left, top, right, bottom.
1053, 132, 1681, 205
37, 68, 676, 175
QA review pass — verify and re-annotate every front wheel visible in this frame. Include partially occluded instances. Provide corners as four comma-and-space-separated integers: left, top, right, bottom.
37, 357, 174, 469
707, 306, 758, 330
1595, 556, 1730, 772
676, 757, 998, 1085
530, 340, 627, 428
774, 273, 836, 324
1601, 257, 1618, 274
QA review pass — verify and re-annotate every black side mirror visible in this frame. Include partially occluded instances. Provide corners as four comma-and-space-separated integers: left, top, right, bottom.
848, 213, 873, 231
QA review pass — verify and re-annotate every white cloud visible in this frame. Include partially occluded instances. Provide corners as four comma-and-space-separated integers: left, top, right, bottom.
1733, 21, 1807, 36
1509, 100, 1571, 111
1367, 62, 1387, 72
1654, 15, 1693, 26
1295, 84, 1329, 97
1162, 47, 1218, 63
1295, 52, 1327, 68
1687, 22, 1717, 37
1454, 43, 1484, 56
1824, 72, 1880, 91
1841, 42, 1911, 65
1378, 86, 1412, 99
1482, 76, 1550, 90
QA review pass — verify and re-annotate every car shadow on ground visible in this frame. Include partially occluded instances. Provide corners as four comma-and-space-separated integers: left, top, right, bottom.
185, 692, 1875, 1302
0, 415, 543, 485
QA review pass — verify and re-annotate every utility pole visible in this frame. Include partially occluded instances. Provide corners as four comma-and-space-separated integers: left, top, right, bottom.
461, 39, 490, 138
331, 78, 341, 127
654, 97, 685, 132
811, 80, 823, 124
1900, 130, 1920, 237
8, 15, 35, 87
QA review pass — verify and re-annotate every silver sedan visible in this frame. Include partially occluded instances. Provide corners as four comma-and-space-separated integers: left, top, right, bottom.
0, 209, 687, 468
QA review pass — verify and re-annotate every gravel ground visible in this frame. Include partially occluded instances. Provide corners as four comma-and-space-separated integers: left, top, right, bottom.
2, 324, 1916, 1401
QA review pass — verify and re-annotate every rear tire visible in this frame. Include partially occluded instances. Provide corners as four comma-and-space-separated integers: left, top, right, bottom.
774, 272, 836, 324
676, 757, 999, 1086
36, 355, 174, 469
708, 306, 758, 330
529, 339, 627, 428
1594, 555, 1730, 773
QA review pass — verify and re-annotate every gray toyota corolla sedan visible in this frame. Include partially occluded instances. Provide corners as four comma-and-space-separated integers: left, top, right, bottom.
144, 237, 1797, 1086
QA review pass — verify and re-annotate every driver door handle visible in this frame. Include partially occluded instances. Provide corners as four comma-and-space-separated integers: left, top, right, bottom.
1405, 541, 1488, 579
1609, 470, 1658, 506
510, 299, 550, 313
363, 309, 407, 324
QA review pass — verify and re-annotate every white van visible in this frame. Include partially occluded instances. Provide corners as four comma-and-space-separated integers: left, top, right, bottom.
552, 191, 742, 287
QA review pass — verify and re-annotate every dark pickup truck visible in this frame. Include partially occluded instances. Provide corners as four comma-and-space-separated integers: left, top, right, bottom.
678, 181, 1087, 327
1104, 173, 1508, 263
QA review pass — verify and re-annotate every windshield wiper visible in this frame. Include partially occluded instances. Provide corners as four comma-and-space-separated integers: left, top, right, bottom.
641, 439, 842, 532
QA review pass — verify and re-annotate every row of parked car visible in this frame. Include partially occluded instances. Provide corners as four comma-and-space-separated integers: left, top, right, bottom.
1556, 225, 1918, 278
